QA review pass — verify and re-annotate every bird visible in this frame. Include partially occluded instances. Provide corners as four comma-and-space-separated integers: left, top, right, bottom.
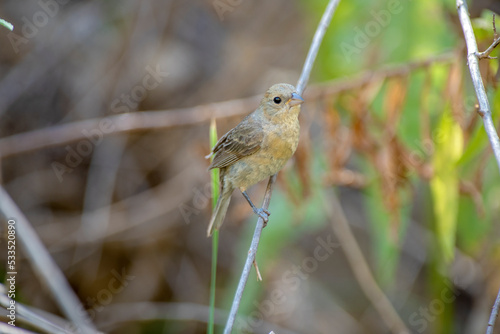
206, 83, 304, 237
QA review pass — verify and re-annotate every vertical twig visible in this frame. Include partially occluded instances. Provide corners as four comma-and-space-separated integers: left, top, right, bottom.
0, 187, 97, 334
73, 137, 125, 273
486, 287, 500, 334
223, 0, 341, 333
223, 175, 276, 334
492, 14, 497, 40
456, 0, 500, 172
454, 3, 500, 332
296, 0, 340, 95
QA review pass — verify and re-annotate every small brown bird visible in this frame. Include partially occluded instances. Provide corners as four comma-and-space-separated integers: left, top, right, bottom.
207, 83, 304, 236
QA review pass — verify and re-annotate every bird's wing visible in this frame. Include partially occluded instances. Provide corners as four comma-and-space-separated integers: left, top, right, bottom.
209, 117, 264, 169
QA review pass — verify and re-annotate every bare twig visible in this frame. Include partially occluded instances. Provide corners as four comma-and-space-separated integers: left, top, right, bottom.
223, 174, 276, 334
486, 287, 500, 334
323, 190, 410, 334
253, 260, 263, 281
306, 51, 454, 100
295, 0, 340, 95
477, 13, 500, 59
455, 10, 500, 330
0, 95, 260, 159
476, 37, 500, 59
493, 14, 497, 40
43, 166, 199, 258
223, 1, 341, 333
73, 136, 125, 274
0, 187, 98, 334
72, 0, 172, 275
457, 0, 500, 173
0, 286, 73, 334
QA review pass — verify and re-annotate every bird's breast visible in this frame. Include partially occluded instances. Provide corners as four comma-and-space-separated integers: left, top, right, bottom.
224, 117, 299, 190
266, 119, 299, 154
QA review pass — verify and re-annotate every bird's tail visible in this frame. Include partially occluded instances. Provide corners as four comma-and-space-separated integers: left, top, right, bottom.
207, 186, 233, 237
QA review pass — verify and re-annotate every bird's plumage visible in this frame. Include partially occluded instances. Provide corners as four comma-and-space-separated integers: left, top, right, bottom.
207, 83, 303, 236
209, 115, 264, 169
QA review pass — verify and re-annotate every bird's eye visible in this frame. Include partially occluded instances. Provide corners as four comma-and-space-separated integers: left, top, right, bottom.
273, 97, 282, 104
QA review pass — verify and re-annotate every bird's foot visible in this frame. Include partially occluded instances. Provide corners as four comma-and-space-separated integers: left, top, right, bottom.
253, 208, 270, 226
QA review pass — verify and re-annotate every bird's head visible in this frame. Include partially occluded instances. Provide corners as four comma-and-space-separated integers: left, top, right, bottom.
261, 83, 304, 117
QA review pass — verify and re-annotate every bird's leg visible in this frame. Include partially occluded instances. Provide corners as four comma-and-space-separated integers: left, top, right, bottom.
240, 190, 270, 224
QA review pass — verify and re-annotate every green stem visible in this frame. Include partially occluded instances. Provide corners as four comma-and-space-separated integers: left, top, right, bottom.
208, 230, 219, 334
208, 119, 219, 334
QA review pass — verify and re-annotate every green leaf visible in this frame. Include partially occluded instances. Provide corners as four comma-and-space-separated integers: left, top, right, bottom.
365, 178, 409, 286
210, 119, 220, 207
208, 118, 219, 334
430, 107, 463, 263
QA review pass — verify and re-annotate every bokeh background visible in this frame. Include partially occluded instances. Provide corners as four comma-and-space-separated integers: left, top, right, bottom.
1, 0, 500, 333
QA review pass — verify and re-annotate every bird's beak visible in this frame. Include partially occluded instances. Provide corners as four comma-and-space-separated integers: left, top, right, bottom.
288, 92, 304, 107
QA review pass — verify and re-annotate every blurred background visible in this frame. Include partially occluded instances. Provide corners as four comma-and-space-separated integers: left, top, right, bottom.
1, 0, 500, 333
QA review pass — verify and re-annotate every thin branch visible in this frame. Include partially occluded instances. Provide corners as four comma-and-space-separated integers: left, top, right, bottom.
296, 0, 340, 95
223, 1, 341, 332
323, 190, 410, 334
486, 287, 500, 334
306, 51, 455, 100
0, 287, 73, 334
223, 174, 276, 334
253, 259, 263, 281
493, 13, 497, 40
0, 95, 260, 159
457, 0, 500, 173
476, 36, 500, 59
0, 323, 37, 334
0, 187, 98, 334
41, 166, 198, 257
456, 10, 500, 329
477, 13, 500, 59
72, 137, 126, 275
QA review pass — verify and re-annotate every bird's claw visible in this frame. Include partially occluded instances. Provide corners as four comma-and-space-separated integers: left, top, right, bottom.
253, 208, 270, 224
